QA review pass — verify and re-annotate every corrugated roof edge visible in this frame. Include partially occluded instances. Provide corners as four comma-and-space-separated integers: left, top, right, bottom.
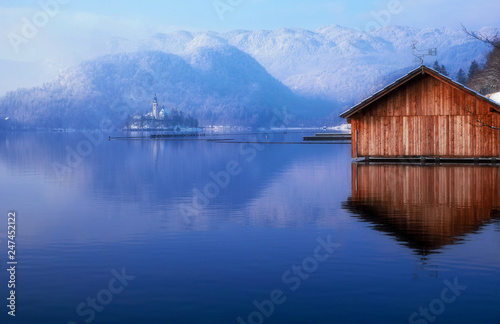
339, 65, 500, 119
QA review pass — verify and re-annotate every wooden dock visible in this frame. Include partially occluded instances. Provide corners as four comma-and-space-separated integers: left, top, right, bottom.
354, 156, 500, 165
303, 133, 351, 141
150, 133, 205, 139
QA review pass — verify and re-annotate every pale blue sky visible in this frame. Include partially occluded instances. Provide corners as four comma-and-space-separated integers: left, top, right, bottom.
5, 0, 499, 30
1, 0, 499, 62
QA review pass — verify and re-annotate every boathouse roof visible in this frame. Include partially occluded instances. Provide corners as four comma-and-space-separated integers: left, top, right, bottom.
340, 65, 500, 119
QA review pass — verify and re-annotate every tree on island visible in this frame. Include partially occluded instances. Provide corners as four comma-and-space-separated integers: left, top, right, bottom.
170, 109, 199, 128
124, 108, 198, 130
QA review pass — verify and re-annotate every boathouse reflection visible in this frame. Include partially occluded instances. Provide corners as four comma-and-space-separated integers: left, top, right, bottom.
343, 164, 500, 255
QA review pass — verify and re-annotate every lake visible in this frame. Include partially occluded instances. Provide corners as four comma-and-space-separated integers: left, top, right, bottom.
0, 131, 499, 324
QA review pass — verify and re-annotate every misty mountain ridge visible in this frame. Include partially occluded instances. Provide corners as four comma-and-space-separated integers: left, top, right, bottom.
114, 25, 499, 101
0, 25, 498, 129
0, 46, 333, 128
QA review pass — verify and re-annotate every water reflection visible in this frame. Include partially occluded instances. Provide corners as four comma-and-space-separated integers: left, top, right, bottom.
343, 164, 500, 255
0, 132, 351, 243
3, 133, 500, 324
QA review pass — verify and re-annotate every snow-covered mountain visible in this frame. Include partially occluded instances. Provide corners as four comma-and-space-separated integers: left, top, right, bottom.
0, 47, 334, 128
0, 25, 497, 128
110, 25, 498, 102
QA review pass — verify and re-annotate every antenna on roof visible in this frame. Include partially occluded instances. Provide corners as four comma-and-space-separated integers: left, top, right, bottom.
411, 41, 437, 65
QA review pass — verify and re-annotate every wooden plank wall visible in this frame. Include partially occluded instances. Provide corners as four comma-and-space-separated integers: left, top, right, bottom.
352, 74, 500, 157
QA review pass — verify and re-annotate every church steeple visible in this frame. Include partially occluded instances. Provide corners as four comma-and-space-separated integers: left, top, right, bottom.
152, 94, 158, 119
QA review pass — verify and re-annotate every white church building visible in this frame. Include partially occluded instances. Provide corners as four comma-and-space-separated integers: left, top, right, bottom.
149, 95, 170, 120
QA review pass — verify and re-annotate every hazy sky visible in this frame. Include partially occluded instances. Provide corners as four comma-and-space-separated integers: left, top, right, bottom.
1, 0, 500, 62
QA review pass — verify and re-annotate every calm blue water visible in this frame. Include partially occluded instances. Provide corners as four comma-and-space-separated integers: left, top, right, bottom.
0, 131, 499, 324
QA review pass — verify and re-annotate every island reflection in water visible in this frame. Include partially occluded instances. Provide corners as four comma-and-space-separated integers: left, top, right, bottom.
343, 163, 500, 255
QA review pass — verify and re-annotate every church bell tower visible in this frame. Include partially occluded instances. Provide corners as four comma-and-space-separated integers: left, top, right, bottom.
152, 94, 158, 119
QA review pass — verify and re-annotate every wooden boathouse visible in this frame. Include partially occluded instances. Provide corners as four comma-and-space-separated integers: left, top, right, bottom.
340, 66, 500, 161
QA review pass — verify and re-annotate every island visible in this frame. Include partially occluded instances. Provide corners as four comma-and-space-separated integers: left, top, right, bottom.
123, 95, 199, 131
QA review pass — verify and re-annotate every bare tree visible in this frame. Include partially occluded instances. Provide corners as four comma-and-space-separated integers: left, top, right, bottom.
461, 24, 500, 49
461, 104, 500, 130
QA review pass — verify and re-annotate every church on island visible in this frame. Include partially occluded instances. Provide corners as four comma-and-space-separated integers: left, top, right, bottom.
147, 94, 170, 120
124, 95, 198, 131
